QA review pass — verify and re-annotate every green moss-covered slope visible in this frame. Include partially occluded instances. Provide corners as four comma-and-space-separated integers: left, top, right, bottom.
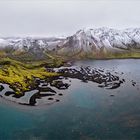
0, 58, 59, 94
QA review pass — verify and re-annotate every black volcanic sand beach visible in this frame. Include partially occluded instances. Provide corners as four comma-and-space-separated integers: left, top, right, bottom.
0, 64, 127, 106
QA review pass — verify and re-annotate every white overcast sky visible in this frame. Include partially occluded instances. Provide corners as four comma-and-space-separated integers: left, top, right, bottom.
0, 0, 140, 37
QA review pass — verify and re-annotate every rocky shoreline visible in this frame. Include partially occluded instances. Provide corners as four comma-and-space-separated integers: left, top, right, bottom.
52, 66, 125, 89
0, 64, 128, 106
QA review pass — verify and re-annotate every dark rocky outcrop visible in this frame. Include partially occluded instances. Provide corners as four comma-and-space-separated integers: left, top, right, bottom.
0, 85, 4, 92
50, 80, 70, 90
56, 66, 124, 89
38, 87, 56, 93
5, 91, 16, 96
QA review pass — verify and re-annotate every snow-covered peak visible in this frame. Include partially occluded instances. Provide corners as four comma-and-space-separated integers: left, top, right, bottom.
0, 27, 140, 56
68, 27, 140, 51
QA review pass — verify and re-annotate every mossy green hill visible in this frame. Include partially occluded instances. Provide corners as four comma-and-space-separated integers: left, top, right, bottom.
0, 58, 60, 94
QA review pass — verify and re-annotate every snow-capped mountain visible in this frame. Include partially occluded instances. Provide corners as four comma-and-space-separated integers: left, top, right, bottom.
55, 27, 140, 55
0, 37, 64, 51
0, 27, 140, 58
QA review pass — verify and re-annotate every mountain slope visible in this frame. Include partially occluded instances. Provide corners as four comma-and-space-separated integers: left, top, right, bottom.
54, 27, 140, 58
0, 27, 140, 59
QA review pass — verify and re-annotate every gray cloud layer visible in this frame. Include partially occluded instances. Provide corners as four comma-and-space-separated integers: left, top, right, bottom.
0, 0, 140, 37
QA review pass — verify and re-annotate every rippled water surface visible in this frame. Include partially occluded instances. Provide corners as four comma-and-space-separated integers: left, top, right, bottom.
0, 59, 140, 140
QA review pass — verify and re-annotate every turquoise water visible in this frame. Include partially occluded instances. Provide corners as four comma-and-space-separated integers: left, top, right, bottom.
0, 59, 140, 140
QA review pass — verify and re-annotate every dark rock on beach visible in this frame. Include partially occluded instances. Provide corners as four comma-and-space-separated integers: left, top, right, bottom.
50, 80, 70, 90
29, 90, 56, 106
5, 91, 16, 96
55, 66, 124, 89
38, 87, 56, 93
29, 93, 39, 106
56, 99, 60, 102
0, 85, 4, 92
48, 97, 54, 100
131, 80, 136, 87
12, 93, 24, 98
58, 93, 63, 96
5, 91, 24, 98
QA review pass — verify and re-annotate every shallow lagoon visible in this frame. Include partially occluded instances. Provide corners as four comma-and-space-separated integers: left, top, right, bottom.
0, 59, 140, 140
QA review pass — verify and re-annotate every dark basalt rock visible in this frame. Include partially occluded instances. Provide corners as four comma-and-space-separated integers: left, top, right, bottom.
56, 99, 60, 102
48, 97, 54, 100
5, 91, 24, 98
12, 93, 24, 98
38, 87, 56, 93
107, 82, 121, 89
98, 84, 105, 88
56, 66, 123, 89
0, 85, 4, 92
35, 78, 41, 85
29, 91, 56, 106
50, 80, 70, 90
29, 93, 38, 106
5, 91, 15, 96
131, 80, 136, 86
58, 93, 63, 96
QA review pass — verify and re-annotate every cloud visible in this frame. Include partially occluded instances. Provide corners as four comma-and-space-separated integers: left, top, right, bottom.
0, 0, 139, 37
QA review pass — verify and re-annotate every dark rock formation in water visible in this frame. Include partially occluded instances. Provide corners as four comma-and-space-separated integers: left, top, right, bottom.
1, 65, 125, 106
55, 66, 124, 89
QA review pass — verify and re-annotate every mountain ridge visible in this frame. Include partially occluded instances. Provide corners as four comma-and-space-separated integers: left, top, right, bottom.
0, 27, 140, 59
